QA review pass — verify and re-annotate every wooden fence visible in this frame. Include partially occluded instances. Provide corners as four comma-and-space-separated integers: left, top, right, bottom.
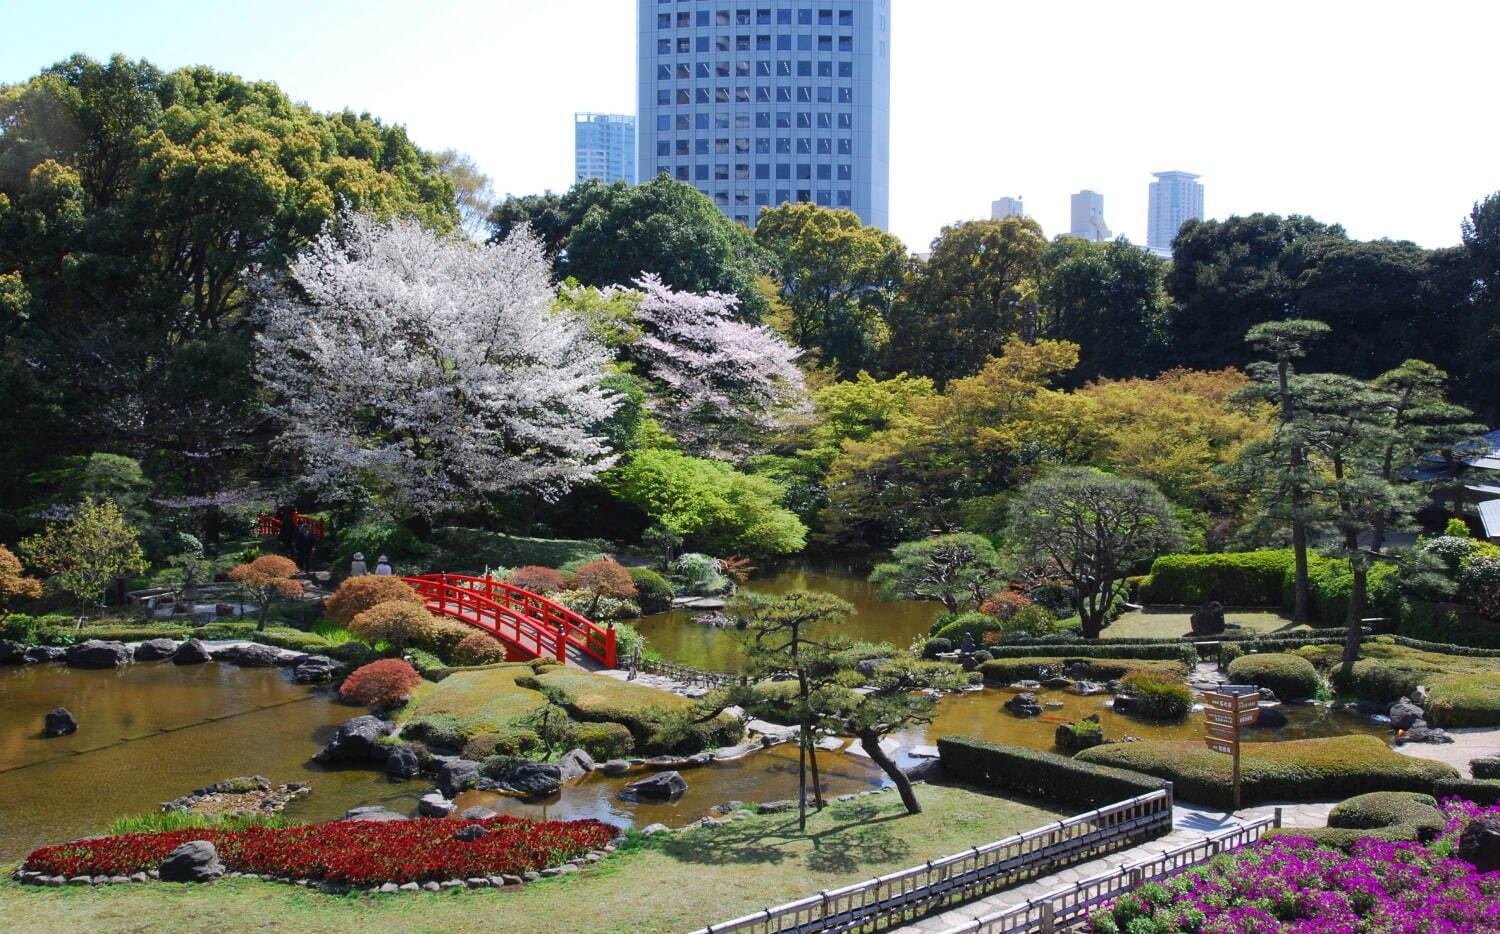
939, 812, 1280, 934
690, 789, 1173, 934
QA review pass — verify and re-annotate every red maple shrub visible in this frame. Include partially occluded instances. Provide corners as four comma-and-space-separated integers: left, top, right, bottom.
23, 816, 618, 885
339, 658, 421, 706
326, 575, 423, 625
506, 565, 566, 594
978, 590, 1031, 620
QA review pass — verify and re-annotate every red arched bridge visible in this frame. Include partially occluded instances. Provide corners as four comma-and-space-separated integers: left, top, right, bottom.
400, 574, 617, 670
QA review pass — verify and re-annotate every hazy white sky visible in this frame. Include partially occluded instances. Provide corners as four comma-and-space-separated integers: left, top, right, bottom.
5, 0, 1497, 252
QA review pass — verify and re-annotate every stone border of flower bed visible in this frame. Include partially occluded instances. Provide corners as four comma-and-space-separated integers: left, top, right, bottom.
10, 837, 621, 894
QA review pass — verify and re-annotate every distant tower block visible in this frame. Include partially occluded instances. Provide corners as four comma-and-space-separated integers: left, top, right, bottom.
1069, 190, 1111, 242
1147, 171, 1204, 255
991, 197, 1024, 220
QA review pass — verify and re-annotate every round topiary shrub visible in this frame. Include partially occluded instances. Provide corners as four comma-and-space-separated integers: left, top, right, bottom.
452, 631, 510, 666
325, 576, 424, 625
627, 567, 675, 614
1329, 657, 1428, 704
339, 658, 421, 707
349, 601, 439, 651
575, 722, 634, 760
1120, 670, 1193, 721
415, 618, 475, 663
933, 612, 1005, 646
922, 637, 953, 659
506, 566, 566, 595
463, 728, 542, 760
1227, 652, 1320, 701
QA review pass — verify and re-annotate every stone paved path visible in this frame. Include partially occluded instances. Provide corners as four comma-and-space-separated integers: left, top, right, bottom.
897, 800, 1335, 934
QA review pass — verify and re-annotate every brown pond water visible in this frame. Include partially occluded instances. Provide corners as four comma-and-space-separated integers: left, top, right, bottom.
633, 563, 942, 672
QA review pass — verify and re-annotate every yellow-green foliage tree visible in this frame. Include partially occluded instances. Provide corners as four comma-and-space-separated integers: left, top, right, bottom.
18, 498, 146, 624
0, 545, 42, 619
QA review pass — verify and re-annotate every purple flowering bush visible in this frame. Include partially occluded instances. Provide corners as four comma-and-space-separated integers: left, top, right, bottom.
1086, 800, 1500, 933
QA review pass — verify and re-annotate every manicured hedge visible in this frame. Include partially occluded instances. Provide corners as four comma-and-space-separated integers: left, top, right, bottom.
1470, 757, 1500, 780
977, 657, 1187, 684
1139, 550, 1294, 606
399, 664, 551, 744
1075, 735, 1457, 810
1396, 600, 1500, 648
533, 667, 741, 754
1433, 778, 1500, 805
1226, 652, 1320, 700
627, 567, 675, 614
981, 641, 1197, 666
937, 735, 1170, 808
1270, 791, 1446, 849
1328, 657, 1428, 703
1425, 672, 1500, 727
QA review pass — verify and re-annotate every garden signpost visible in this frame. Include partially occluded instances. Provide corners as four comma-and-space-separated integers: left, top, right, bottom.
1203, 685, 1260, 812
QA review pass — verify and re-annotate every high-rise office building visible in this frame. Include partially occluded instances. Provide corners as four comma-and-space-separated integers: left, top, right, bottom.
1146, 171, 1203, 254
575, 113, 637, 184
991, 197, 1024, 220
636, 0, 892, 229
1069, 190, 1110, 242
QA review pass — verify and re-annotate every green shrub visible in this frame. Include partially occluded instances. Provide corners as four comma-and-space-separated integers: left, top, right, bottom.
1328, 657, 1428, 703
398, 665, 551, 742
333, 523, 430, 579
403, 647, 445, 677
533, 667, 740, 754
1076, 735, 1457, 810
1271, 791, 1445, 849
551, 589, 640, 622
627, 567, 675, 614
265, 601, 326, 631
1425, 672, 1500, 727
1433, 778, 1500, 805
1226, 652, 1320, 700
425, 528, 608, 575
1, 613, 38, 643
1120, 670, 1192, 720
1396, 600, 1500, 648
575, 722, 635, 759
670, 552, 732, 597
1139, 550, 1293, 606
978, 657, 1188, 684
937, 735, 1171, 808
463, 728, 543, 760
971, 649, 992, 663
400, 714, 467, 749
66, 621, 194, 642
932, 612, 1006, 645
922, 638, 952, 659
249, 628, 332, 653
1470, 757, 1500, 779
610, 621, 646, 662
979, 641, 1198, 666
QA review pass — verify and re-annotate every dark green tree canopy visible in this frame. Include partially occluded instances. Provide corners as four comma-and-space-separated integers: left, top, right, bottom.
1038, 236, 1169, 384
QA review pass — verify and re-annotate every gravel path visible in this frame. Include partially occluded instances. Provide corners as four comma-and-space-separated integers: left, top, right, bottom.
1393, 726, 1500, 777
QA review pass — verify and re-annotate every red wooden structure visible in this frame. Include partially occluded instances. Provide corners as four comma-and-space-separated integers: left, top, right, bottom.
401, 573, 616, 669
257, 512, 327, 541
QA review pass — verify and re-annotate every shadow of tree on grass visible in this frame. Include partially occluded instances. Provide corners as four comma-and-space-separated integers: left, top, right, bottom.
658, 802, 911, 874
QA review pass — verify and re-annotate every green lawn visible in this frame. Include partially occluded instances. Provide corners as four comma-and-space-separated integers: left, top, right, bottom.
1104, 607, 1306, 640
396, 664, 551, 738
0, 784, 1067, 933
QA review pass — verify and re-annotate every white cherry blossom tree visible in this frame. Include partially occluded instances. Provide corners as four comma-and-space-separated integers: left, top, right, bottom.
622, 273, 807, 455
254, 212, 619, 515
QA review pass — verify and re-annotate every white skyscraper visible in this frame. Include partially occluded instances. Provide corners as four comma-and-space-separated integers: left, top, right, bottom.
1147, 171, 1204, 254
1069, 190, 1110, 242
991, 197, 1024, 220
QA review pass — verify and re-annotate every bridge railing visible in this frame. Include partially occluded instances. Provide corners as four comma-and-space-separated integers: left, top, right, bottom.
429, 574, 616, 668
402, 575, 565, 663
256, 512, 327, 540
691, 789, 1173, 934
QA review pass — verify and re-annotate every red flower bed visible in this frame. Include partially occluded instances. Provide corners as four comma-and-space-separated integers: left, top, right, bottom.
24, 816, 617, 885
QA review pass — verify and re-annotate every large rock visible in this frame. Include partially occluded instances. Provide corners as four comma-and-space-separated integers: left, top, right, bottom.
555, 748, 595, 782
1069, 680, 1106, 696
386, 745, 422, 780
1388, 698, 1425, 731
417, 793, 456, 817
292, 655, 337, 684
601, 759, 631, 777
437, 758, 482, 797
24, 646, 67, 663
1190, 601, 1227, 637
619, 770, 688, 802
314, 715, 392, 764
1005, 692, 1043, 718
134, 638, 179, 661
342, 805, 408, 822
855, 657, 892, 678
501, 762, 563, 798
1459, 818, 1500, 873
171, 638, 212, 665
0, 639, 24, 664
158, 840, 224, 882
458, 806, 497, 821
217, 643, 282, 668
43, 707, 77, 737
1054, 715, 1104, 751
453, 824, 487, 842
1401, 720, 1453, 744
67, 640, 131, 669
1247, 705, 1288, 729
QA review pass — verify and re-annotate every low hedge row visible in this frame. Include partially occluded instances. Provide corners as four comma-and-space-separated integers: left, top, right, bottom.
977, 657, 1188, 684
1425, 672, 1500, 727
1267, 791, 1445, 849
1328, 657, 1429, 704
995, 627, 1352, 648
937, 735, 1171, 808
981, 641, 1198, 666
1140, 550, 1294, 606
1395, 600, 1500, 649
1074, 735, 1458, 810
1433, 778, 1500, 805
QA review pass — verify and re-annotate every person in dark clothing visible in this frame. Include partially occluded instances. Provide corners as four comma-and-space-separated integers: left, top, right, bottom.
294, 524, 316, 571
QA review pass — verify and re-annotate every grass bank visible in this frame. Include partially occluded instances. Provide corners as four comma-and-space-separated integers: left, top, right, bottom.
0, 784, 1066, 934
1105, 608, 1303, 640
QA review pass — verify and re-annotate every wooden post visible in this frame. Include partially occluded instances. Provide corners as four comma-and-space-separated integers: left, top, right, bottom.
1204, 686, 1258, 814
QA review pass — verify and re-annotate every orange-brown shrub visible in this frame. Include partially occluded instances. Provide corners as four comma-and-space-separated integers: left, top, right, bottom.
349, 601, 439, 651
416, 618, 476, 662
452, 631, 510, 666
506, 566, 566, 594
339, 659, 421, 706
572, 560, 637, 601
326, 576, 423, 625
979, 590, 1031, 620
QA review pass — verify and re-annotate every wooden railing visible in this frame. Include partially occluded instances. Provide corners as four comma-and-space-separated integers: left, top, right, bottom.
690, 789, 1174, 934
403, 573, 616, 668
940, 812, 1281, 934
